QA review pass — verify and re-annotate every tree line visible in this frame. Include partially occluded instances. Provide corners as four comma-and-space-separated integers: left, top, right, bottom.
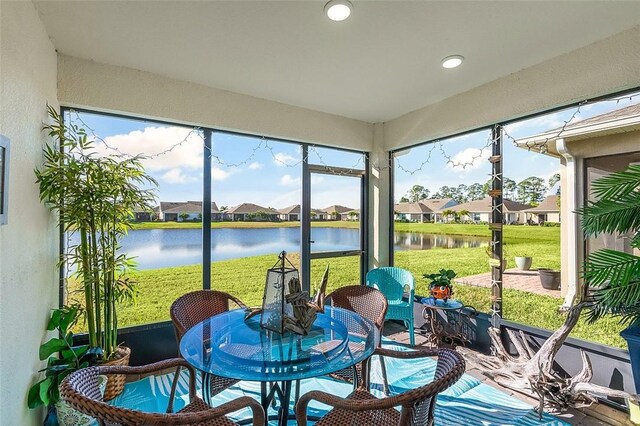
399, 174, 560, 205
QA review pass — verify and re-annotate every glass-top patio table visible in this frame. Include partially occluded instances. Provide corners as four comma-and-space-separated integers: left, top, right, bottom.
180, 306, 380, 426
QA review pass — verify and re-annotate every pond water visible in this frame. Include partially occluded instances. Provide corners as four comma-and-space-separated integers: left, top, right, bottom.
69, 227, 488, 270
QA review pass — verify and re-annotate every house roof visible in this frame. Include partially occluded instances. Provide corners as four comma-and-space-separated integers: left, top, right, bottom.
341, 209, 360, 215
160, 201, 220, 214
420, 198, 456, 212
450, 197, 530, 213
394, 202, 432, 214
321, 205, 354, 214
226, 203, 278, 215
277, 204, 300, 215
394, 198, 456, 214
523, 195, 559, 213
514, 103, 640, 156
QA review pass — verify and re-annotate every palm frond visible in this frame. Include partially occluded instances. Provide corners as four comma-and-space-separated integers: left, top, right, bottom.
578, 192, 640, 237
589, 164, 640, 200
582, 250, 640, 324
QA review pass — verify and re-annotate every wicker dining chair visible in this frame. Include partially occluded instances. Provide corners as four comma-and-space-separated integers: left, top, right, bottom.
296, 347, 465, 426
60, 358, 265, 426
170, 290, 247, 400
326, 285, 389, 392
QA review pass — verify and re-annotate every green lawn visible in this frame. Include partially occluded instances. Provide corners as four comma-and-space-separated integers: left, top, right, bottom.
73, 223, 625, 349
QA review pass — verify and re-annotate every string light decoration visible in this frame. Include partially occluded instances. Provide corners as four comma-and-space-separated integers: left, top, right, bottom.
65, 91, 640, 182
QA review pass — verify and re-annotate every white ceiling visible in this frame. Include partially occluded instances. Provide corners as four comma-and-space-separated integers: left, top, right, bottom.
34, 1, 640, 123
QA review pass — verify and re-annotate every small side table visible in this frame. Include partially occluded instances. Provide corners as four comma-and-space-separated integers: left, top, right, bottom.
420, 298, 478, 348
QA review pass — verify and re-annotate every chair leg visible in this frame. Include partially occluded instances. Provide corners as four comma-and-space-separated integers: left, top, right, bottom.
167, 365, 181, 413
379, 355, 389, 395
403, 319, 415, 346
409, 316, 415, 346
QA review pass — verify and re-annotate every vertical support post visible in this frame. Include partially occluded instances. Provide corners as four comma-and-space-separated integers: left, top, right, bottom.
59, 108, 67, 307
203, 129, 212, 290
489, 125, 503, 329
301, 145, 311, 293
360, 154, 369, 284
388, 152, 395, 266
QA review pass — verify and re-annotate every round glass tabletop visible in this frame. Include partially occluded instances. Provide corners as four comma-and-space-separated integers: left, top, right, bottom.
179, 306, 379, 382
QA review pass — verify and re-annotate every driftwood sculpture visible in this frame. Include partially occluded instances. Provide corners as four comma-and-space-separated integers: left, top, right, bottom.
283, 265, 330, 335
245, 265, 330, 335
463, 303, 639, 417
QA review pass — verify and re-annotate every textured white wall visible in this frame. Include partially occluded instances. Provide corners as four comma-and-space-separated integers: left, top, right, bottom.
0, 2, 59, 424
57, 55, 374, 152
384, 26, 640, 150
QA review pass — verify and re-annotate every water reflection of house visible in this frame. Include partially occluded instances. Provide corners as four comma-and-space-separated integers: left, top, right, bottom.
340, 209, 360, 221
523, 195, 560, 224
226, 203, 279, 221
449, 197, 530, 224
393, 198, 457, 222
277, 204, 300, 221
158, 201, 221, 221
321, 205, 353, 220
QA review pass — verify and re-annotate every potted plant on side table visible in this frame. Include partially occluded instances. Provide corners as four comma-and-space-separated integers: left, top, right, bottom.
578, 164, 640, 423
35, 106, 157, 401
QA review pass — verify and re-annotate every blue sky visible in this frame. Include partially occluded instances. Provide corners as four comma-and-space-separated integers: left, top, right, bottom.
68, 111, 363, 209
68, 92, 638, 209
394, 93, 640, 201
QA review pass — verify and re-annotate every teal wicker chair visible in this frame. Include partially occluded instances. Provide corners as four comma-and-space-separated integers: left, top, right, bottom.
366, 267, 416, 346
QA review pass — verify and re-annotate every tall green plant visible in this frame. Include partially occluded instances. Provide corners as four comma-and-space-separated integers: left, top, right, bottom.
578, 164, 640, 325
35, 106, 157, 359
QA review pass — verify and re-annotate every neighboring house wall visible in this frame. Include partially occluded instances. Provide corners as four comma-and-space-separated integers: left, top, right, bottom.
560, 130, 640, 301
0, 2, 59, 424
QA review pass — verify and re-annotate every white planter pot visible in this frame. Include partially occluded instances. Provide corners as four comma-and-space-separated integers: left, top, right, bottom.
56, 375, 107, 426
515, 256, 532, 270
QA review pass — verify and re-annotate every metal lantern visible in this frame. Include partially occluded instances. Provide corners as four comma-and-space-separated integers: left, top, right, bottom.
260, 251, 299, 334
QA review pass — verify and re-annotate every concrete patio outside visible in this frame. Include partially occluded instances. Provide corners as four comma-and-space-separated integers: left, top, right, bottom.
457, 268, 562, 298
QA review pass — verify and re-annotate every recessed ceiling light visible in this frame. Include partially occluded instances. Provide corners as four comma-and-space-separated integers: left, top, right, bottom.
441, 55, 464, 69
324, 0, 352, 21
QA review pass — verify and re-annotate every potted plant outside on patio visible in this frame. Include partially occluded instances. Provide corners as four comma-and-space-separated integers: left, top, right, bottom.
35, 106, 157, 400
27, 305, 105, 426
515, 256, 533, 270
577, 164, 640, 420
538, 268, 560, 290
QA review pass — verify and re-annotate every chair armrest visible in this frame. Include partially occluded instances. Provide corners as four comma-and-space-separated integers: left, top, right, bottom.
208, 396, 265, 426
374, 347, 439, 359
98, 358, 197, 399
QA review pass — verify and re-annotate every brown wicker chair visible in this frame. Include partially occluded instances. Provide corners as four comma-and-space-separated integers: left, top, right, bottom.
171, 290, 247, 342
296, 347, 465, 426
325, 285, 388, 391
60, 358, 265, 426
170, 290, 246, 399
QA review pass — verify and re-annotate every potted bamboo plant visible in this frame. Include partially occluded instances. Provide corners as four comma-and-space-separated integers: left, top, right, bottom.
578, 164, 640, 420
35, 106, 157, 400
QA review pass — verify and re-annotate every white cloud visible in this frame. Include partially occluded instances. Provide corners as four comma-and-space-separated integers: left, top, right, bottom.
95, 126, 204, 172
280, 174, 301, 186
446, 147, 490, 173
161, 168, 190, 184
212, 167, 231, 181
273, 152, 300, 167
248, 162, 263, 170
